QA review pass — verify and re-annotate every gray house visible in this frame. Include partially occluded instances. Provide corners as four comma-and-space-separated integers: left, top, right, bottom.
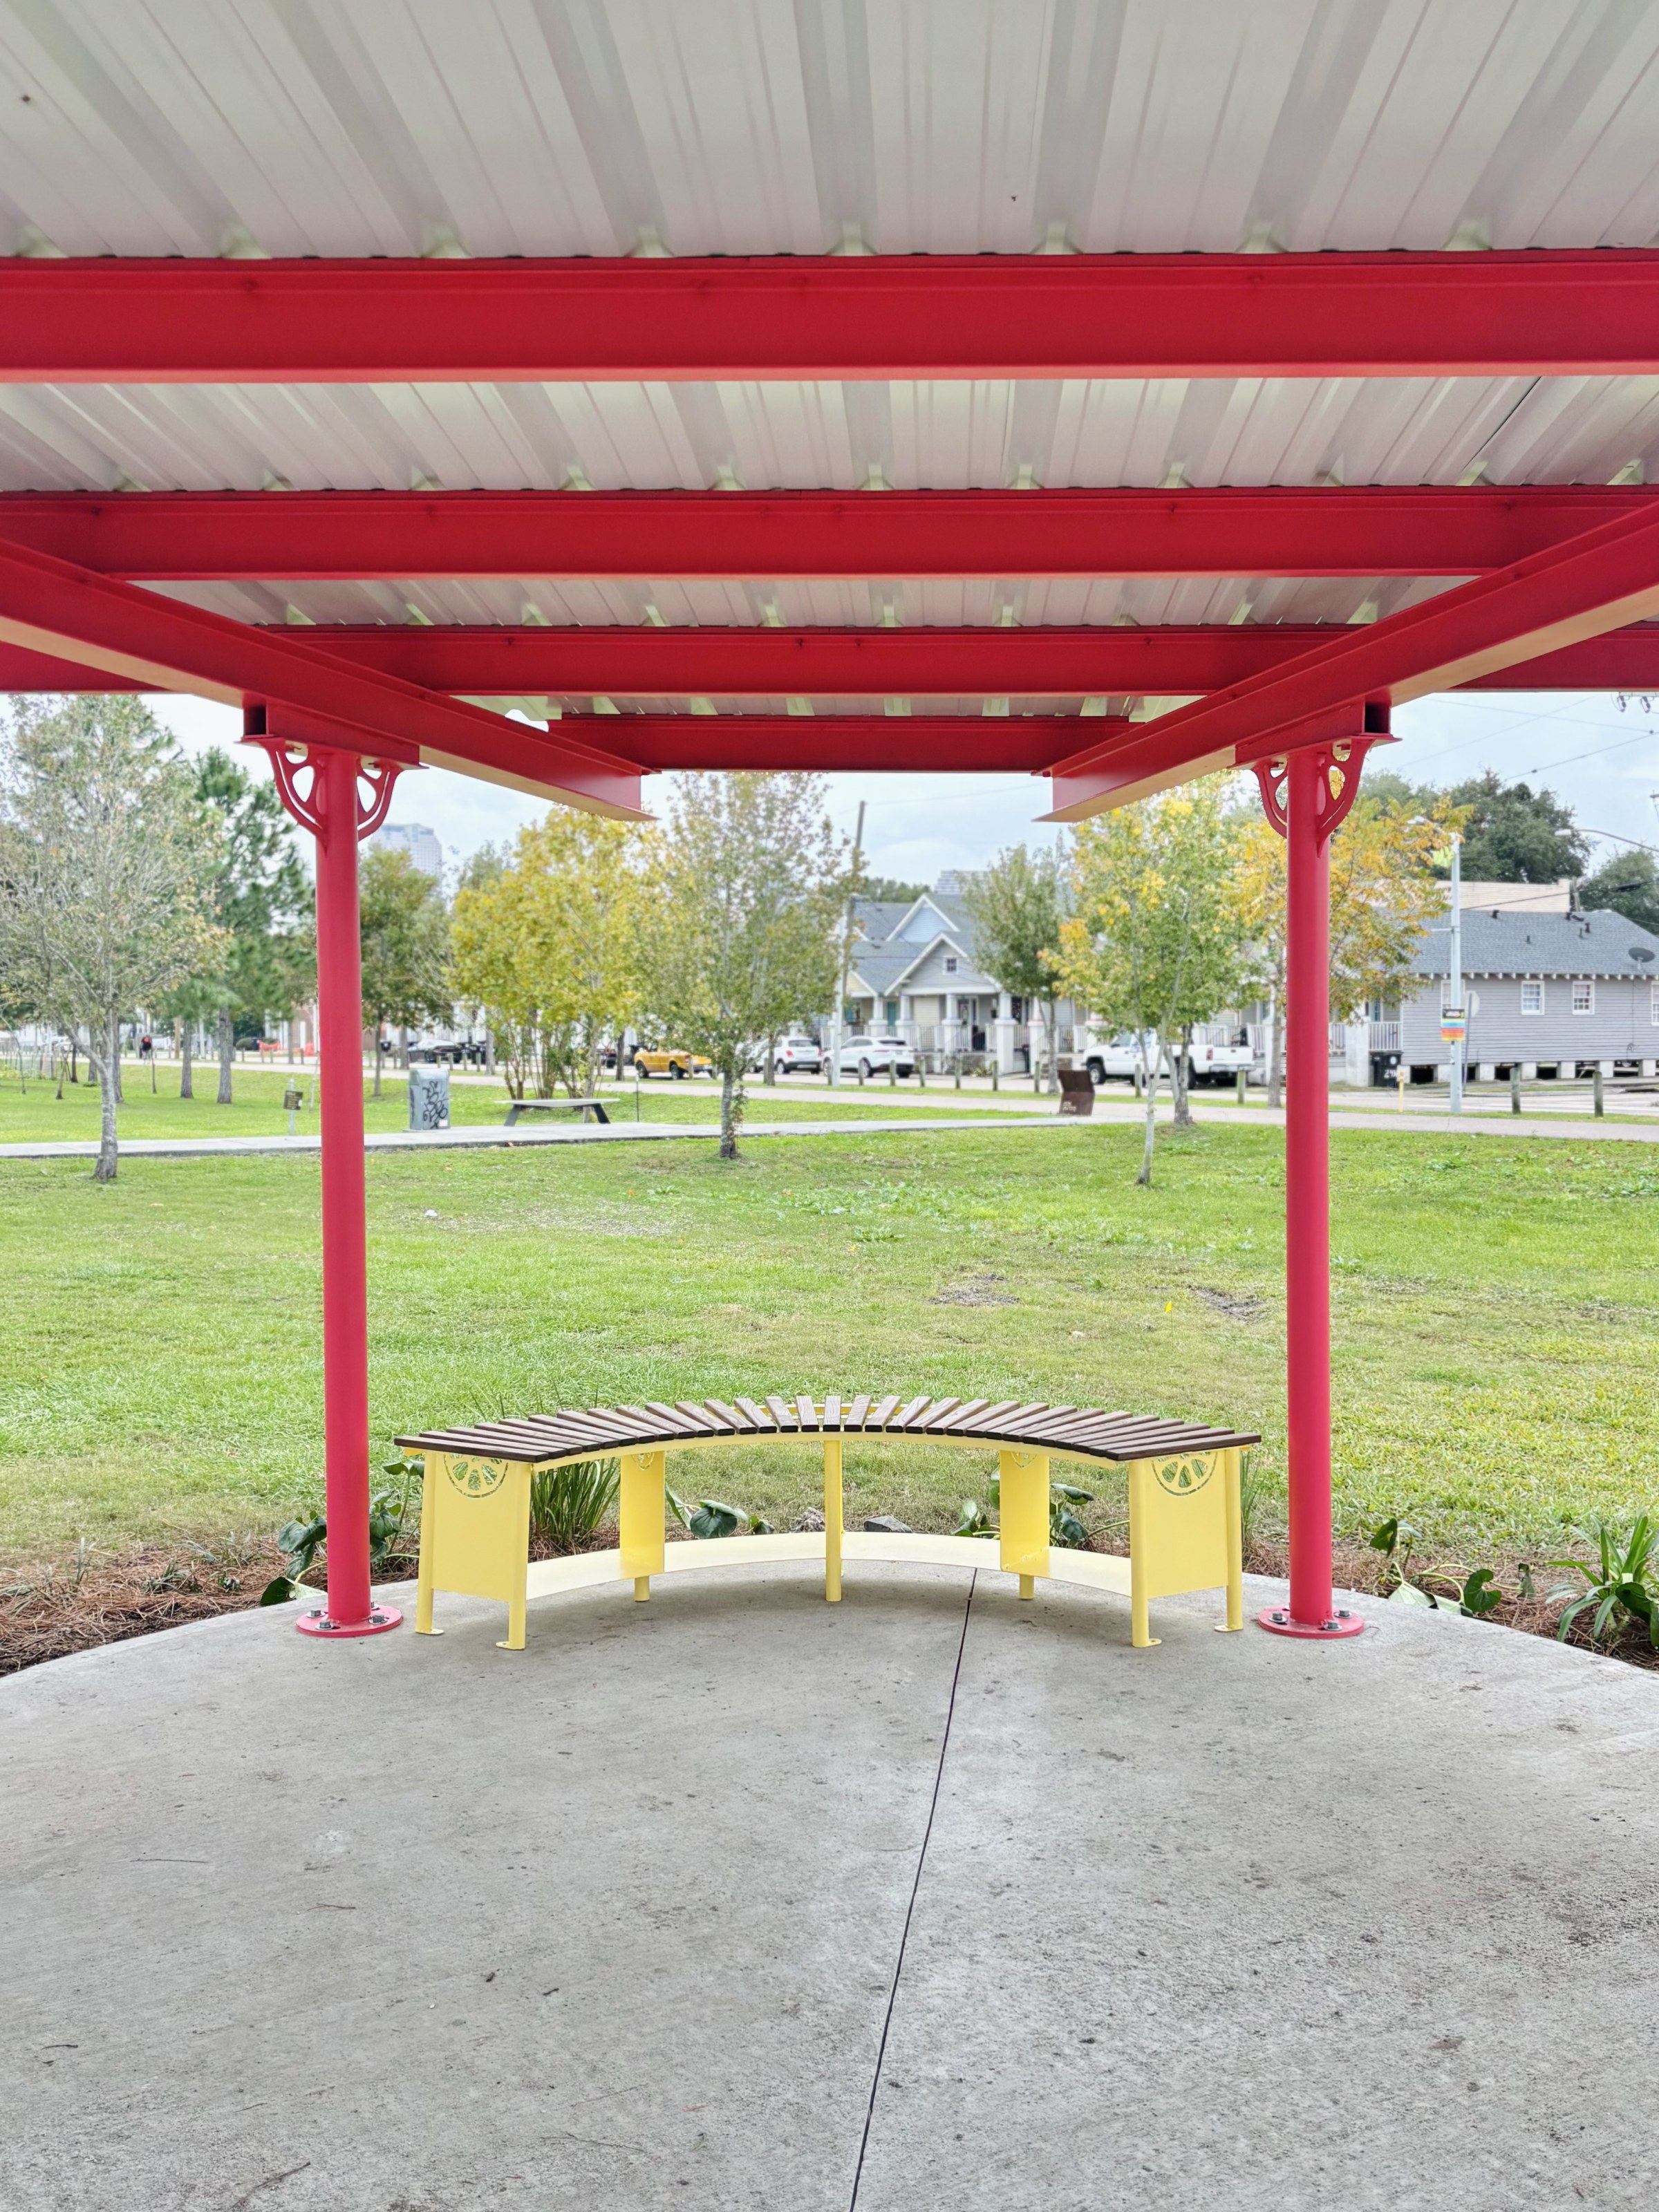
1350, 904, 1659, 1084
843, 877, 1080, 1074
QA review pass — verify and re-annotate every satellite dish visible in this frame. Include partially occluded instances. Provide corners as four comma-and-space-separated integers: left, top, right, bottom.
1631, 947, 1655, 964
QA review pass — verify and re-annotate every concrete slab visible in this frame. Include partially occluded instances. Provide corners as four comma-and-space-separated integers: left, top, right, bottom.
2, 1566, 1654, 2209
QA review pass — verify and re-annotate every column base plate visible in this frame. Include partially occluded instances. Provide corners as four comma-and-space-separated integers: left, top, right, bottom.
1257, 1604, 1364, 1640
294, 1603, 403, 1639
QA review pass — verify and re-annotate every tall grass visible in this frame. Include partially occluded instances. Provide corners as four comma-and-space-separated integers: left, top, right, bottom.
528, 1458, 620, 1552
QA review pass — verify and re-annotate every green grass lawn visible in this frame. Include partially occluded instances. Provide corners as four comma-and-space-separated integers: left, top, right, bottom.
2, 1116, 1656, 1568
0, 1062, 1020, 1143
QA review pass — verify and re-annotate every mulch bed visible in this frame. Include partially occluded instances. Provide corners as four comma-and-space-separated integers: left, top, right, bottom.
1, 1525, 1650, 1678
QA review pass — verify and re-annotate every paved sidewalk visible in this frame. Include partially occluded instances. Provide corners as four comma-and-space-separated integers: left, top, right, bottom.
3, 1565, 1654, 2208
8, 1098, 1659, 1161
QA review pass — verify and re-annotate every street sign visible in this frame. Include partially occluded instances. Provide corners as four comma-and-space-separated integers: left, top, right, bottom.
1440, 1006, 1466, 1043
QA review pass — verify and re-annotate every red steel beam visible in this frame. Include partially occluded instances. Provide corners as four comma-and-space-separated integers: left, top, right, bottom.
0, 534, 644, 815
1046, 502, 1659, 818
0, 487, 1647, 582
589, 713, 1121, 773
6, 624, 1659, 702
3, 252, 1659, 380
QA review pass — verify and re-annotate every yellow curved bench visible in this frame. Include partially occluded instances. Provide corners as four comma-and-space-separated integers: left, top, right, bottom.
401, 1394, 1257, 1654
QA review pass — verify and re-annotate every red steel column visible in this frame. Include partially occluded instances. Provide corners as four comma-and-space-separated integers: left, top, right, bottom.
1259, 745, 1363, 1640
296, 747, 400, 1638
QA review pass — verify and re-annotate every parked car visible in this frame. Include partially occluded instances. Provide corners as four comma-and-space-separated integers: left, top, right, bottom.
1080, 1027, 1253, 1087
837, 1032, 916, 1079
767, 1035, 823, 1076
633, 1048, 714, 1079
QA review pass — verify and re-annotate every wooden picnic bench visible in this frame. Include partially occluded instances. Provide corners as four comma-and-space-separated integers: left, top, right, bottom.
503, 1098, 610, 1126
400, 1394, 1257, 1654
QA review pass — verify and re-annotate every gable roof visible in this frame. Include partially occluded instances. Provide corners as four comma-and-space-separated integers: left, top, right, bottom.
1412, 908, 1659, 981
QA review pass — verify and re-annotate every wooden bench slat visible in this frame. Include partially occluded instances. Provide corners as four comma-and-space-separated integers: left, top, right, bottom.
795, 1394, 823, 1431
821, 1393, 843, 1431
765, 1394, 798, 1430
920, 1398, 970, 1431
846, 1394, 872, 1430
734, 1396, 775, 1430
868, 1394, 901, 1429
701, 1399, 744, 1432
888, 1396, 935, 1431
944, 1399, 1024, 1434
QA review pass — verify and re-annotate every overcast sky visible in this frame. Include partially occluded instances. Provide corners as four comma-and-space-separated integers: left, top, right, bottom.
147, 687, 1659, 889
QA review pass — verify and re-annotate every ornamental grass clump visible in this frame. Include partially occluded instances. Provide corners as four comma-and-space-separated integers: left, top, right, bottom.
529, 1458, 620, 1553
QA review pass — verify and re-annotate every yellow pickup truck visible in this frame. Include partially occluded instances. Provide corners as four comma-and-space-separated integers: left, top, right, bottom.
632, 1048, 714, 1079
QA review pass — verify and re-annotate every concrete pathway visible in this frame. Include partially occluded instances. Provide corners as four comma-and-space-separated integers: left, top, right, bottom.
3, 1564, 1655, 2209
10, 1097, 1659, 1161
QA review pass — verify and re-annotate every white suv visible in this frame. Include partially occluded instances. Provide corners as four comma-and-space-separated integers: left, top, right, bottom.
838, 1033, 916, 1078
770, 1035, 823, 1075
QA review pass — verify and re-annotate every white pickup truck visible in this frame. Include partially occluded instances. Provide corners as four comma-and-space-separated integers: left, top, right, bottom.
1080, 1027, 1255, 1088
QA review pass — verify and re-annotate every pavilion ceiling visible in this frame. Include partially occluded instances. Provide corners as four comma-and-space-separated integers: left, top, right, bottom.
4, 2, 1659, 812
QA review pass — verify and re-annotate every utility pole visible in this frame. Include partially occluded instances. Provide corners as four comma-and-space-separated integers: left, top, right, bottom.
830, 799, 865, 1089
1447, 832, 1464, 1114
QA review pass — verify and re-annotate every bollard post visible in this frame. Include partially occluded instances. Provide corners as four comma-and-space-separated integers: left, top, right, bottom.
1510, 1066, 1521, 1116
1595, 1065, 1605, 1117
992, 1062, 1000, 1093
887, 1056, 895, 1088
955, 1054, 962, 1090
1235, 1069, 1246, 1107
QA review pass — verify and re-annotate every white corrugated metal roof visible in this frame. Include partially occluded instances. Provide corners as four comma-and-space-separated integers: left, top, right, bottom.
5, 0, 1659, 260
3, 0, 1658, 713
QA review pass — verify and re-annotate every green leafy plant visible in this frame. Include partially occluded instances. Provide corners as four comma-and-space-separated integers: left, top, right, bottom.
666, 1485, 774, 1538
529, 1456, 619, 1552
953, 1477, 1094, 1548
1368, 1515, 1504, 1617
259, 1454, 425, 1604
1551, 1516, 1659, 1648
1459, 1567, 1503, 1619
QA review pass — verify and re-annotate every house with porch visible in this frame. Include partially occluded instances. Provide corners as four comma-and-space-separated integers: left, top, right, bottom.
842, 874, 1082, 1074
1347, 896, 1659, 1085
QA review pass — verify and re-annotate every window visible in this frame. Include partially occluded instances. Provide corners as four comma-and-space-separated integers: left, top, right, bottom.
1572, 980, 1595, 1015
944, 955, 957, 974
1521, 980, 1544, 1017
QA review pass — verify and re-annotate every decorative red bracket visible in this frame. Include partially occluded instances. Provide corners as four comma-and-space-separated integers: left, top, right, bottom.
1242, 703, 1394, 847
248, 737, 404, 850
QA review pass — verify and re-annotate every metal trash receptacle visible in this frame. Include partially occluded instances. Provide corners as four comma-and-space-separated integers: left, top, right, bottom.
409, 1064, 451, 1130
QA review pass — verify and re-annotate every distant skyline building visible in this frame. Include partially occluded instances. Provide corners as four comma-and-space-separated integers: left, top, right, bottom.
372, 821, 442, 879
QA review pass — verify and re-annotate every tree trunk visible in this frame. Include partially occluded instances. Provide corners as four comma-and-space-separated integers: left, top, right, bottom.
1266, 983, 1284, 1111
1171, 1025, 1194, 1129
111, 1029, 124, 1104
180, 1022, 194, 1099
718, 1066, 742, 1161
763, 1030, 779, 1085
216, 1007, 234, 1104
1136, 1042, 1158, 1188
93, 1011, 119, 1182
1044, 997, 1060, 1095
69, 1030, 78, 1083
373, 1031, 383, 1100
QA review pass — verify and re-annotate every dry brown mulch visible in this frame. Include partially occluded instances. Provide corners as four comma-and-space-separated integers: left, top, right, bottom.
4, 1524, 1654, 1678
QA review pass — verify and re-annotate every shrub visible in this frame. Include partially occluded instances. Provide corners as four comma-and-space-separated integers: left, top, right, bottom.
529, 1458, 620, 1552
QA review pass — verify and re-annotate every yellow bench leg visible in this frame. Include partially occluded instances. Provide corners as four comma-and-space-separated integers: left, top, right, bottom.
415, 1452, 441, 1635
824, 1436, 843, 1603
1127, 1460, 1160, 1649
999, 1448, 1049, 1592
1222, 1447, 1244, 1633
620, 1448, 666, 1599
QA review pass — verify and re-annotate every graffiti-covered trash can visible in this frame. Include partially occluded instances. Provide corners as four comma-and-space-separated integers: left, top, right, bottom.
409, 1065, 451, 1130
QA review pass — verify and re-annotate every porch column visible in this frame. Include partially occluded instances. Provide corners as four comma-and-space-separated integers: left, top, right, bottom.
254, 736, 406, 1639
1252, 733, 1383, 1642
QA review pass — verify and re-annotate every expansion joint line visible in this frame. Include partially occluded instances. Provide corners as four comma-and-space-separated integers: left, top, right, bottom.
847, 1571, 976, 2211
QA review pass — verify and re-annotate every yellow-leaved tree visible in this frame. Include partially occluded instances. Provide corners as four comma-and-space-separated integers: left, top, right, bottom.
451, 809, 646, 1099
1051, 778, 1248, 1186
1232, 784, 1465, 1106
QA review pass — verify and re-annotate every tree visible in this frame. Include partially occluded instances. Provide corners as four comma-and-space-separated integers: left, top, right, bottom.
358, 848, 451, 1096
861, 875, 929, 904
189, 749, 313, 1105
1232, 785, 1463, 1106
1578, 847, 1659, 935
1053, 779, 1248, 1185
0, 697, 220, 1180
641, 773, 849, 1159
959, 843, 1067, 1091
451, 812, 647, 1100
1437, 771, 1588, 883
